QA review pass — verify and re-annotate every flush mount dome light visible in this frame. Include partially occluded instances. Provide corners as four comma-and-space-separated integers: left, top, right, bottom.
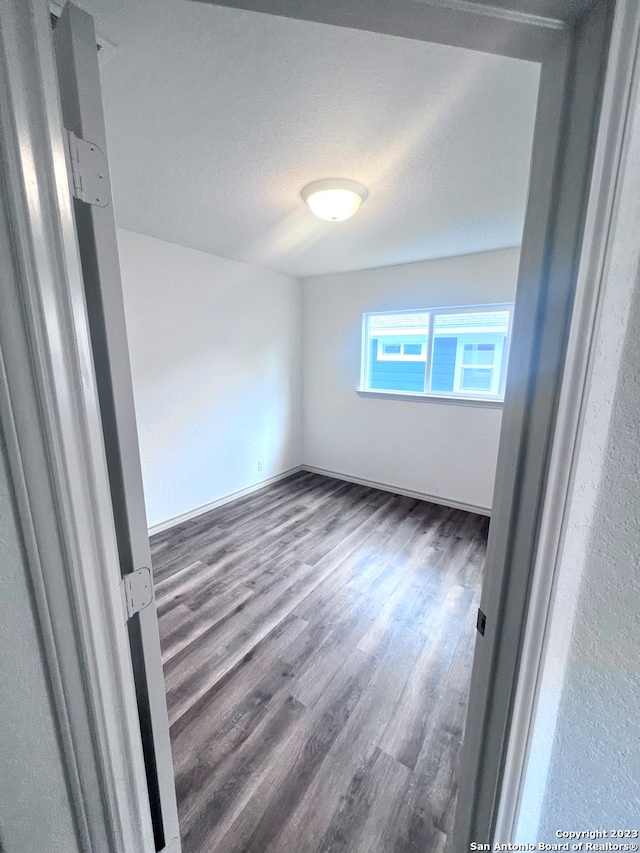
301, 179, 368, 222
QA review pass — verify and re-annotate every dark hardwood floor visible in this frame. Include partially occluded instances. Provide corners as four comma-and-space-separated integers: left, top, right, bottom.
150, 471, 488, 853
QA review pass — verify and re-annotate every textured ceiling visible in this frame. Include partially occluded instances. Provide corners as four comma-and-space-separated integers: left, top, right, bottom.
81, 0, 540, 278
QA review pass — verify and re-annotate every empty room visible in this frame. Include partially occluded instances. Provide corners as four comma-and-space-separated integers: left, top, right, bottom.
53, 1, 538, 850
9, 0, 640, 851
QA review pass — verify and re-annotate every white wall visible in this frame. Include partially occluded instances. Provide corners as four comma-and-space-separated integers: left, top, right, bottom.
117, 229, 302, 528
537, 275, 640, 834
301, 248, 521, 513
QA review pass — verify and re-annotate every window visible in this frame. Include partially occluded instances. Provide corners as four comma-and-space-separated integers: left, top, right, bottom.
360, 304, 513, 401
378, 338, 427, 361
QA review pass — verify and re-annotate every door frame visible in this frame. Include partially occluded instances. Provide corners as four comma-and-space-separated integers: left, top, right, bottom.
52, 6, 180, 851
0, 0, 636, 850
0, 1, 155, 850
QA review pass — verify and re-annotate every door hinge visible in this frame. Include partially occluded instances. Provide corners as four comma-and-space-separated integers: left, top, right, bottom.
121, 567, 153, 621
64, 128, 110, 207
477, 607, 487, 637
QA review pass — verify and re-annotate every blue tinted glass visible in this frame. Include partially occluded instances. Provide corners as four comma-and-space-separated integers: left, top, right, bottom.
430, 337, 456, 392
369, 339, 426, 392
463, 343, 495, 365
461, 368, 492, 391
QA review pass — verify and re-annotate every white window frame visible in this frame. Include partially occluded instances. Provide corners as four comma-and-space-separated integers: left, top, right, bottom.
360, 303, 514, 402
453, 335, 506, 396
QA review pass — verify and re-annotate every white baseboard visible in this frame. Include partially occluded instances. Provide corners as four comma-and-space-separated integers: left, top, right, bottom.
301, 465, 492, 517
149, 462, 491, 536
148, 465, 304, 536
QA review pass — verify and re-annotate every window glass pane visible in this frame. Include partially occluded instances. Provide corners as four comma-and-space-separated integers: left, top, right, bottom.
433, 310, 509, 334
431, 336, 457, 392
370, 312, 430, 331
461, 367, 493, 391
463, 343, 495, 365
429, 309, 508, 397
366, 311, 429, 392
362, 306, 511, 399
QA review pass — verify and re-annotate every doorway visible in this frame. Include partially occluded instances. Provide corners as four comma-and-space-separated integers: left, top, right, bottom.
0, 0, 616, 848
84, 4, 542, 849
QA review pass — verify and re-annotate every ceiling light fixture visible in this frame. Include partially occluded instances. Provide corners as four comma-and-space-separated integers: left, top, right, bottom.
301, 179, 368, 222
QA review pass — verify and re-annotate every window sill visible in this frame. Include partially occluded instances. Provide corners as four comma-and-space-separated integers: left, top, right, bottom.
356, 389, 504, 408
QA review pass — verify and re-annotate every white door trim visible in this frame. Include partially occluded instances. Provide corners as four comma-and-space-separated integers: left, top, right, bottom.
52, 6, 180, 849
0, 0, 155, 850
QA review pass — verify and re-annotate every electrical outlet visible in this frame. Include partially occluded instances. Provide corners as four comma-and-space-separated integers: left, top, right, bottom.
257, 460, 264, 472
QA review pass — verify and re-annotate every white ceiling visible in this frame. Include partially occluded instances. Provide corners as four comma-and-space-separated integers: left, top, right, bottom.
80, 0, 540, 278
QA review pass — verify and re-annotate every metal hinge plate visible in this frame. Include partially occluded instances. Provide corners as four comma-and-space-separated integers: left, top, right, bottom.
121, 567, 153, 621
64, 129, 109, 207
477, 607, 487, 637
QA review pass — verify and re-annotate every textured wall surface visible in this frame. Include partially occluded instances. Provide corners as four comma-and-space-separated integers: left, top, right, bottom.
302, 247, 520, 512
537, 264, 640, 837
0, 433, 78, 852
117, 228, 303, 527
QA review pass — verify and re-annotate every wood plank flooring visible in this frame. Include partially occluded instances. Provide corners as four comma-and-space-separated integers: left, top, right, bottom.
150, 471, 488, 853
